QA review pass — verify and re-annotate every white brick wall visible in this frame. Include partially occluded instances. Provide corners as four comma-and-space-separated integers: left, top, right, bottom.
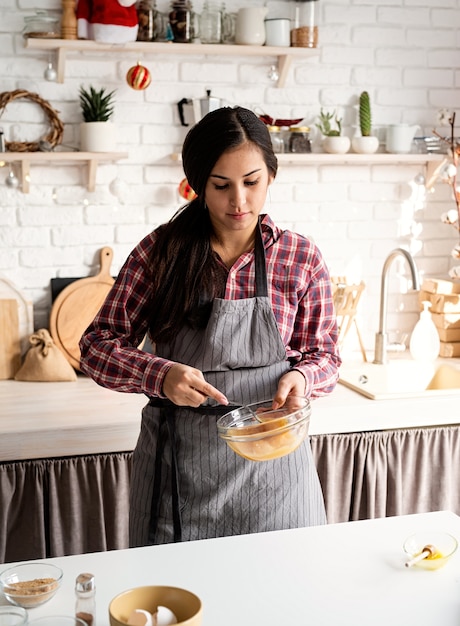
0, 0, 459, 357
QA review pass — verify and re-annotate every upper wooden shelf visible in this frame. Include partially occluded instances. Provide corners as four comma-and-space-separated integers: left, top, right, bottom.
0, 151, 128, 193
25, 38, 319, 88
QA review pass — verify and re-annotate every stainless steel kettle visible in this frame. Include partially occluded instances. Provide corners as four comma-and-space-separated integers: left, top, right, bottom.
177, 89, 222, 126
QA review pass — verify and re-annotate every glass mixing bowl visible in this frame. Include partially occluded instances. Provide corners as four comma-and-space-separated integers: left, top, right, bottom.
0, 563, 63, 609
217, 396, 311, 461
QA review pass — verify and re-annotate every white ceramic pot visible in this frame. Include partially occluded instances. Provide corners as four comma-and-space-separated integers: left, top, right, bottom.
323, 136, 351, 154
80, 122, 116, 152
351, 136, 379, 154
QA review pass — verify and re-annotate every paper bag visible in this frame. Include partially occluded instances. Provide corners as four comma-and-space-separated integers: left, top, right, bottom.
14, 328, 77, 382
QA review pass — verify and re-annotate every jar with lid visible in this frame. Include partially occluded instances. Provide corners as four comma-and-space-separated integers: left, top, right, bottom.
268, 125, 285, 154
288, 126, 311, 153
199, 1, 222, 43
137, 0, 157, 41
75, 573, 96, 626
290, 0, 318, 48
22, 10, 60, 39
169, 0, 196, 43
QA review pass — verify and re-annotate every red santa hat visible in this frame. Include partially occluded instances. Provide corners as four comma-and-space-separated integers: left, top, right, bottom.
77, 0, 139, 43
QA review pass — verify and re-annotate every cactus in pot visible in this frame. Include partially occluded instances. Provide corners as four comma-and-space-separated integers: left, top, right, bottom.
359, 91, 372, 137
352, 91, 379, 154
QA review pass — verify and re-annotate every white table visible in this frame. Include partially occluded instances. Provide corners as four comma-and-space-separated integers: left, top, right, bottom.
2, 511, 460, 626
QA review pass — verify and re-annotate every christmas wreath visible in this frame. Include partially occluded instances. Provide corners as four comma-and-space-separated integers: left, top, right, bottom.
0, 89, 64, 152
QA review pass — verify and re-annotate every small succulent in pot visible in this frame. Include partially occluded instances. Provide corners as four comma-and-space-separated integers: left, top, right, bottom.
315, 108, 343, 136
79, 85, 117, 152
79, 85, 116, 122
316, 108, 350, 154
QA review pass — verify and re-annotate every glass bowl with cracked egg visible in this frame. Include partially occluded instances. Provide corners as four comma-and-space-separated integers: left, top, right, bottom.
217, 396, 311, 462
0, 563, 63, 608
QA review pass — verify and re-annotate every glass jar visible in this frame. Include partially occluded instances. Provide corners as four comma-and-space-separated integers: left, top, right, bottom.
200, 1, 222, 44
268, 125, 285, 154
137, 0, 157, 41
221, 4, 236, 44
288, 126, 311, 153
22, 10, 60, 39
169, 0, 195, 43
290, 0, 318, 48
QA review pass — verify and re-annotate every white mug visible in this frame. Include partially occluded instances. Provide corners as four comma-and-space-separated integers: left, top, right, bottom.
264, 18, 290, 47
385, 124, 419, 154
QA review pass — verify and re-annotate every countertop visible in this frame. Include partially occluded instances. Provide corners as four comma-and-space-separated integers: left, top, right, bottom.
1, 357, 460, 462
2, 510, 460, 625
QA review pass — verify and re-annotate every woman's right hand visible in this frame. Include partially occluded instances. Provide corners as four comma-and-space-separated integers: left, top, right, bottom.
163, 363, 228, 407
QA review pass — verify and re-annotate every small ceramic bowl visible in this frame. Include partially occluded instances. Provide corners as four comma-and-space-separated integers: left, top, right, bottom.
217, 396, 311, 462
28, 618, 87, 626
403, 531, 458, 570
0, 563, 63, 608
109, 585, 202, 626
0, 606, 28, 626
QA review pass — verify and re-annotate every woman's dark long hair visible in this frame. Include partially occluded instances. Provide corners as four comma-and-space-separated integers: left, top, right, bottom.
146, 106, 278, 343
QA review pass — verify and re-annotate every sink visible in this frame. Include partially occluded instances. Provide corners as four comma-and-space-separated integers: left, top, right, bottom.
339, 360, 460, 400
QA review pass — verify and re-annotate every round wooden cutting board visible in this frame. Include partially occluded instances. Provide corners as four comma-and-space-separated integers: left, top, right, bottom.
49, 247, 115, 370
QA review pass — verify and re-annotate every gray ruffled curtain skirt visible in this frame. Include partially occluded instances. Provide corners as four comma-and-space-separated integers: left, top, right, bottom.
0, 453, 131, 564
2, 426, 460, 563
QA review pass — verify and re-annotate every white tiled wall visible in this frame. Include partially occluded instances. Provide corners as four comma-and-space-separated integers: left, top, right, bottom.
1, 0, 459, 356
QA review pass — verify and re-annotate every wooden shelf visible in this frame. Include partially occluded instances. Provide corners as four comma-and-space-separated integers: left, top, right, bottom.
171, 151, 445, 185
25, 38, 319, 88
0, 151, 128, 193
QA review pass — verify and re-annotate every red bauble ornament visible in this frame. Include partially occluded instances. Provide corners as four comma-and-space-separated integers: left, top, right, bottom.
126, 63, 152, 90
178, 178, 197, 201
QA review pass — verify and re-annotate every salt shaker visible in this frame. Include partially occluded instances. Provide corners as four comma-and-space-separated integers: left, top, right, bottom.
75, 573, 96, 626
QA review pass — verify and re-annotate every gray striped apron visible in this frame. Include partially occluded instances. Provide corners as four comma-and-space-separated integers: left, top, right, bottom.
129, 221, 326, 547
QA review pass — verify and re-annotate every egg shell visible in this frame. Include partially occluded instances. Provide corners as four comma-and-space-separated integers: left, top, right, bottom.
156, 605, 178, 625
127, 608, 154, 626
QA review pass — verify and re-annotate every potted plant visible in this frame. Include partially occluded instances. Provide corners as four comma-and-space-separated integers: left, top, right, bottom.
315, 108, 350, 154
79, 85, 117, 152
352, 91, 379, 154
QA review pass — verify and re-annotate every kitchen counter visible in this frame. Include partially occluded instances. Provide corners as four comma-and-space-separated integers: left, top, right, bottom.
2, 510, 460, 626
1, 359, 460, 461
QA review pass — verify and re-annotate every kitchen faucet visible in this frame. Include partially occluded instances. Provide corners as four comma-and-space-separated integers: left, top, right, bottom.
374, 248, 420, 364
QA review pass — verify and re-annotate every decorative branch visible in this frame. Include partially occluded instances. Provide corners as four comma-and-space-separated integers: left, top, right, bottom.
432, 111, 460, 277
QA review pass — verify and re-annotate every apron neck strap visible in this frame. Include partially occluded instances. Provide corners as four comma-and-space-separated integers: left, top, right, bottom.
255, 217, 269, 297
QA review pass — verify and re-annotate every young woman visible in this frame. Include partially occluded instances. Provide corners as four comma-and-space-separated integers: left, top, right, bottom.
80, 106, 341, 547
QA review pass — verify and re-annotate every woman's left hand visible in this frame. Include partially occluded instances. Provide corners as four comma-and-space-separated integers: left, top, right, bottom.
272, 370, 306, 409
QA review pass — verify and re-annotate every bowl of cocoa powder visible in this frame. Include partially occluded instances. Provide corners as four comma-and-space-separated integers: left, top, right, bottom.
0, 563, 63, 608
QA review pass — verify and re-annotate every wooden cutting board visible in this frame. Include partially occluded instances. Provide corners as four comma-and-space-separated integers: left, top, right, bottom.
49, 247, 115, 371
0, 299, 21, 379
